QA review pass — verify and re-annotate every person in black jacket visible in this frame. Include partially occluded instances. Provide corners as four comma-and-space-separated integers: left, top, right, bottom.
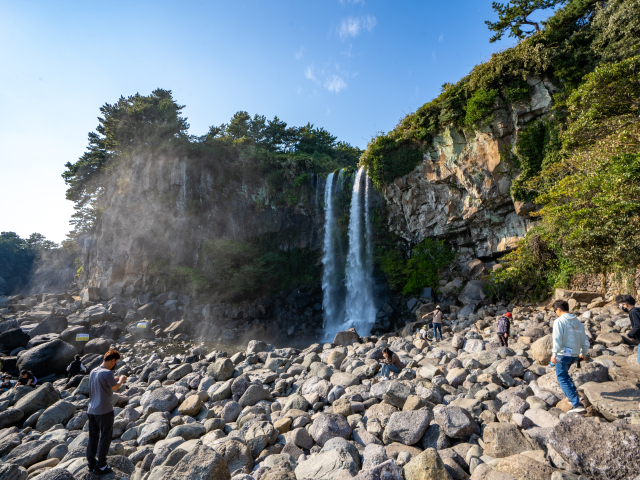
66, 355, 87, 384
617, 293, 640, 345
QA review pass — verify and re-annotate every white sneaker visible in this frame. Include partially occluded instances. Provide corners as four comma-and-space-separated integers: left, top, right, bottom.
568, 406, 586, 414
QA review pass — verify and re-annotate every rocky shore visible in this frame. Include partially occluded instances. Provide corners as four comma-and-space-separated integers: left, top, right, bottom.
1, 289, 640, 480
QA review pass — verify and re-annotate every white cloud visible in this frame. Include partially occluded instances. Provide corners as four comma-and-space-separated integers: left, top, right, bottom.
439, 35, 443, 42
295, 46, 304, 60
325, 75, 347, 93
338, 15, 376, 40
305, 65, 318, 82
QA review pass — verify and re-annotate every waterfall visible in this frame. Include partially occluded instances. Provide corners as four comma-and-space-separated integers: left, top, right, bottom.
321, 172, 344, 334
342, 167, 376, 337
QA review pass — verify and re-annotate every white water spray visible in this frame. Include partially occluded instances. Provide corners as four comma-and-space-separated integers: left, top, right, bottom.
342, 167, 376, 336
321, 172, 344, 334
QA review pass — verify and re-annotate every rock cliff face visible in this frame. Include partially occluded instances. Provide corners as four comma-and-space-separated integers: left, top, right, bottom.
383, 76, 555, 267
79, 152, 325, 299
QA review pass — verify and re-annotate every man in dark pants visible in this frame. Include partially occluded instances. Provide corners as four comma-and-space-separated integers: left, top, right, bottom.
86, 348, 127, 474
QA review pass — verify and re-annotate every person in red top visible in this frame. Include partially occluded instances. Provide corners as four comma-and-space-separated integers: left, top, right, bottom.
496, 312, 512, 347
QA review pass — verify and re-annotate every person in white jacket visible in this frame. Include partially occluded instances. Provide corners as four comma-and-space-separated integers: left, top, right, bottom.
550, 299, 589, 414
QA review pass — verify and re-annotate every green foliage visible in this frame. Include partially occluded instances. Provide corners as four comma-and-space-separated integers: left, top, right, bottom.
485, 0, 566, 43
510, 119, 562, 201
0, 232, 58, 293
591, 0, 640, 63
403, 239, 456, 296
194, 237, 318, 301
464, 89, 499, 128
360, 136, 424, 189
378, 237, 455, 297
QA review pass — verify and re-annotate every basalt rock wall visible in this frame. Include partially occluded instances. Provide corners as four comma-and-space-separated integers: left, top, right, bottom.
79, 152, 325, 299
383, 76, 556, 268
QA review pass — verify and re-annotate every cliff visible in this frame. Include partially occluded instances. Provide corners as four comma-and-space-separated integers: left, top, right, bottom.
382, 76, 555, 268
78, 151, 325, 300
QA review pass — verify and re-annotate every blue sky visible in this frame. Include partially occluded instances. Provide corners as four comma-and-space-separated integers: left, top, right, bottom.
0, 0, 554, 243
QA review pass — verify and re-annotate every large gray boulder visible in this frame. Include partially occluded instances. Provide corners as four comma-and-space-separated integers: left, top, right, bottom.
482, 422, 534, 458
14, 382, 60, 417
295, 448, 359, 479
309, 413, 352, 447
5, 439, 56, 468
458, 280, 486, 305
28, 316, 68, 338
16, 339, 77, 378
0, 464, 27, 480
161, 444, 230, 480
333, 328, 360, 347
209, 357, 234, 381
210, 438, 253, 475
0, 328, 30, 352
142, 387, 179, 413
83, 337, 111, 355
549, 414, 640, 480
59, 326, 90, 353
0, 408, 24, 428
433, 405, 479, 439
36, 400, 76, 432
384, 410, 432, 446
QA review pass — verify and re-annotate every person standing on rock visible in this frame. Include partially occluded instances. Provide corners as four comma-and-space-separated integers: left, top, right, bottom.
87, 348, 127, 475
616, 295, 640, 363
550, 299, 589, 414
422, 305, 443, 342
66, 354, 87, 385
496, 312, 511, 347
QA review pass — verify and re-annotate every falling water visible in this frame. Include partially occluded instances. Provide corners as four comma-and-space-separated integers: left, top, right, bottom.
321, 172, 344, 335
342, 167, 376, 337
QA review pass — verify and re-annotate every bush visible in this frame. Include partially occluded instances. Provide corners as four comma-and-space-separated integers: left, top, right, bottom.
464, 89, 499, 128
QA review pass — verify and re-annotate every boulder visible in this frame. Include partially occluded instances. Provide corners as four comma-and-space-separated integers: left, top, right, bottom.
59, 326, 90, 353
16, 339, 77, 378
142, 387, 179, 413
5, 439, 56, 468
178, 395, 202, 416
531, 335, 553, 365
459, 280, 486, 306
209, 358, 234, 381
537, 362, 608, 398
0, 464, 27, 480
402, 448, 451, 480
160, 444, 231, 480
494, 454, 558, 479
210, 438, 252, 475
580, 381, 640, 421
548, 414, 640, 480
433, 406, 479, 439
238, 385, 271, 407
29, 316, 68, 338
36, 400, 76, 432
334, 328, 360, 346
0, 408, 24, 428
14, 382, 60, 417
482, 423, 533, 458
295, 448, 359, 479
83, 338, 111, 355
0, 328, 30, 352
310, 413, 352, 446
385, 410, 432, 446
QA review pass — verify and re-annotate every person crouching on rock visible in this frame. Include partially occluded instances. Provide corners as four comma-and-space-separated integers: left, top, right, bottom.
416, 325, 429, 342
13, 370, 37, 388
379, 347, 405, 378
550, 299, 588, 414
616, 294, 640, 346
496, 312, 512, 347
66, 354, 87, 385
87, 348, 127, 475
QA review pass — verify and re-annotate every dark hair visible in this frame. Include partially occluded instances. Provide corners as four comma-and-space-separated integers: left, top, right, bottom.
615, 294, 636, 306
74, 355, 81, 360
552, 299, 570, 312
20, 370, 32, 377
382, 347, 394, 357
104, 348, 121, 362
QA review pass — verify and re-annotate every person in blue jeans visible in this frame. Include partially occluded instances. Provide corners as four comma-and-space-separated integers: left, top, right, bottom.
422, 305, 443, 342
550, 299, 589, 414
379, 347, 405, 378
616, 295, 640, 362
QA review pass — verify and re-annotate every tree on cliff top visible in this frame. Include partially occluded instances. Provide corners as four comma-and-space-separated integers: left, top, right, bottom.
486, 0, 566, 42
62, 89, 187, 235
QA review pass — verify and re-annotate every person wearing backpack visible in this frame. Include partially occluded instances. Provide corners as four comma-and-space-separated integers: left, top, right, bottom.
496, 312, 511, 347
66, 354, 87, 385
550, 299, 589, 414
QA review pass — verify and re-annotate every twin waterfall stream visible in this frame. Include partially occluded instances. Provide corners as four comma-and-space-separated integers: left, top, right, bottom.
322, 167, 376, 340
